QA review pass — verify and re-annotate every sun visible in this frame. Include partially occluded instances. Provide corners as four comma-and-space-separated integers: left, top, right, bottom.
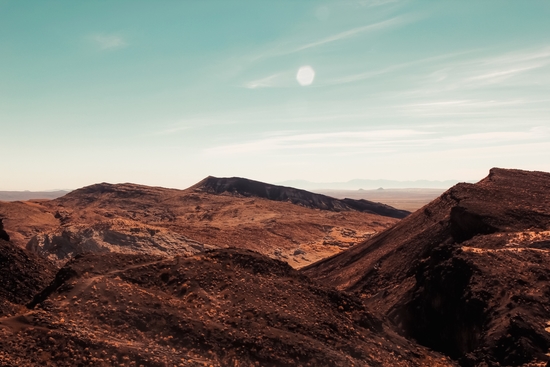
296, 65, 315, 86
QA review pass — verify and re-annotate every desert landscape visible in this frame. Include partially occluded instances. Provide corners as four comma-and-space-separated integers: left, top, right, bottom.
314, 188, 446, 212
0, 176, 406, 269
3, 2, 549, 366
1, 168, 550, 366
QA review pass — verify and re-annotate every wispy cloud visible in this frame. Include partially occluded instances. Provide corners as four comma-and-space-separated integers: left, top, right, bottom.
419, 46, 550, 93
397, 98, 550, 121
404, 99, 532, 111
205, 129, 432, 155
251, 16, 413, 61
290, 17, 405, 54
481, 47, 550, 66
324, 51, 473, 86
326, 65, 400, 85
153, 118, 241, 136
91, 34, 127, 50
244, 73, 285, 89
466, 64, 547, 84
204, 125, 549, 156
358, 0, 402, 7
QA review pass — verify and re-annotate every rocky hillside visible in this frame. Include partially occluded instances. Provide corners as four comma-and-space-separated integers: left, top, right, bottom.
0, 221, 56, 317
192, 176, 410, 218
0, 249, 455, 367
0, 179, 399, 268
2, 168, 549, 366
304, 168, 550, 366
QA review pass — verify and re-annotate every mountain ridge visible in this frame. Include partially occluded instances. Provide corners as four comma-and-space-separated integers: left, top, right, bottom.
192, 176, 410, 219
304, 167, 550, 366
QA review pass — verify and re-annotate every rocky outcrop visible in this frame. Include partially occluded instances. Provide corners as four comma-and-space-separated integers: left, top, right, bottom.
26, 226, 217, 263
304, 168, 550, 366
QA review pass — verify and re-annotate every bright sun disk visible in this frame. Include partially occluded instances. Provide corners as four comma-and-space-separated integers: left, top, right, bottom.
296, 66, 315, 86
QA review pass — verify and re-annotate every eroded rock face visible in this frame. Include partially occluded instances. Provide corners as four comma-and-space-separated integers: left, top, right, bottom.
26, 225, 216, 263
304, 168, 550, 366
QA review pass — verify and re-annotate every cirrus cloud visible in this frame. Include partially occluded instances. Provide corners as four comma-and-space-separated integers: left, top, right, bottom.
90, 34, 128, 50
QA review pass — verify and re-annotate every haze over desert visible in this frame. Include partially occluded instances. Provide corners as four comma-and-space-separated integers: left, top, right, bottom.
2, 1, 550, 366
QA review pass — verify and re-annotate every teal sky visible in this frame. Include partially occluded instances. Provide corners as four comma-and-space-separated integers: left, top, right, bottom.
2, 1, 550, 190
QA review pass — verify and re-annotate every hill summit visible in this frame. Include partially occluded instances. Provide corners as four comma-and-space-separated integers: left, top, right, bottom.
192, 176, 410, 219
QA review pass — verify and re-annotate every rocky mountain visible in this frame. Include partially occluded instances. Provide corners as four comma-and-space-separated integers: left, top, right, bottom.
2, 168, 549, 366
304, 168, 550, 366
0, 178, 400, 268
192, 176, 410, 219
0, 248, 455, 367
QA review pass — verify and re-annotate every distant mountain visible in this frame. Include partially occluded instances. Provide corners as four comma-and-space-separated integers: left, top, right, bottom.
192, 176, 410, 219
0, 190, 70, 201
278, 178, 467, 190
304, 168, 550, 366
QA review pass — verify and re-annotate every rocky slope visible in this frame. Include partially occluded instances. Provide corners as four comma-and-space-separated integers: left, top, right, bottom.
0, 223, 56, 317
304, 168, 550, 366
0, 179, 400, 268
0, 249, 455, 367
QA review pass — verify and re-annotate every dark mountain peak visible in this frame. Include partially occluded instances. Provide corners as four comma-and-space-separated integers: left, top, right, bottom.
192, 176, 410, 219
192, 176, 289, 196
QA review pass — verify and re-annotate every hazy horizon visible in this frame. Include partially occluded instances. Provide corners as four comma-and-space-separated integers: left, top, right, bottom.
0, 175, 462, 192
2, 1, 549, 190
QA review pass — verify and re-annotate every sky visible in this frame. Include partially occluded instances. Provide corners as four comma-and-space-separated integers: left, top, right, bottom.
1, 0, 550, 190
